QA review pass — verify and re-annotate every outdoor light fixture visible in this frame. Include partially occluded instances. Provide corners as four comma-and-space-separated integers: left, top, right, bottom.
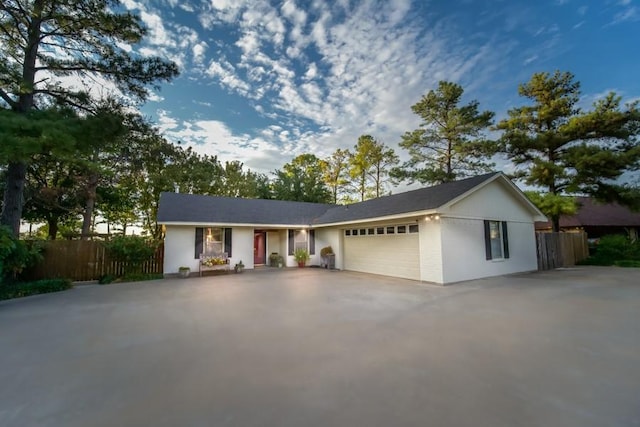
425, 214, 441, 221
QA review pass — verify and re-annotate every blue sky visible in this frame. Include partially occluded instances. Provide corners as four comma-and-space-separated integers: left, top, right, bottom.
119, 0, 640, 176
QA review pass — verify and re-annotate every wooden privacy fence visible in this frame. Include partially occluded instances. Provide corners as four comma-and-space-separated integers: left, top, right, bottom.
26, 240, 164, 282
536, 232, 589, 270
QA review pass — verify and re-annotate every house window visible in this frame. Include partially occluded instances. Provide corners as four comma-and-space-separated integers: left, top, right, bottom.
204, 228, 223, 256
397, 225, 406, 234
294, 230, 308, 251
288, 229, 311, 254
345, 230, 351, 236
386, 226, 395, 234
195, 228, 232, 258
367, 228, 375, 235
352, 229, 358, 236
359, 228, 366, 236
409, 224, 419, 233
484, 220, 510, 260
376, 227, 385, 235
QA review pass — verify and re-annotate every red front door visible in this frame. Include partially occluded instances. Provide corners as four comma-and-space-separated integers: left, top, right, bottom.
254, 232, 266, 265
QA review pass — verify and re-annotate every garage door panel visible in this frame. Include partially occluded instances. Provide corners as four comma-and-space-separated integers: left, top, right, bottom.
344, 234, 420, 280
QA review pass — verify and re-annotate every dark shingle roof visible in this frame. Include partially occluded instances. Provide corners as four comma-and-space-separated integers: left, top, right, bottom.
157, 192, 334, 225
157, 172, 501, 226
314, 172, 499, 224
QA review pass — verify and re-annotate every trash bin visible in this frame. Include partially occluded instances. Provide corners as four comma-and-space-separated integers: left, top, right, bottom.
326, 253, 335, 270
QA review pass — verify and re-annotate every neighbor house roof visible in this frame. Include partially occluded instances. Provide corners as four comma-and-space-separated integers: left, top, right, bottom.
157, 172, 539, 227
536, 197, 640, 230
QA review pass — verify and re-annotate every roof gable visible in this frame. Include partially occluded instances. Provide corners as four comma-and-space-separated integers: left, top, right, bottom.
314, 172, 501, 224
441, 173, 547, 221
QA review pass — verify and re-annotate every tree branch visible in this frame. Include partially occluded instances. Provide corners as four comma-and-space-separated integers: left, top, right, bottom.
0, 87, 17, 108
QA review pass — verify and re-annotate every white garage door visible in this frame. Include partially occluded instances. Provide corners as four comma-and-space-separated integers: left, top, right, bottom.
343, 224, 420, 280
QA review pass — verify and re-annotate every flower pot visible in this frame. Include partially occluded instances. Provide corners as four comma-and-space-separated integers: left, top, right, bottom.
297, 262, 305, 268
178, 269, 190, 278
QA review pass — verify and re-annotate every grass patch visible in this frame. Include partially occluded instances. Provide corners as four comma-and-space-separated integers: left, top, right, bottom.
0, 279, 72, 301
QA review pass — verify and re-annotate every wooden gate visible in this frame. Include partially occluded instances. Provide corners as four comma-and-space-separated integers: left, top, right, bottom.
536, 232, 588, 270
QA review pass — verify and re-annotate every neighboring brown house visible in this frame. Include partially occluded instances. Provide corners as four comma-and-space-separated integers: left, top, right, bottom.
535, 197, 640, 240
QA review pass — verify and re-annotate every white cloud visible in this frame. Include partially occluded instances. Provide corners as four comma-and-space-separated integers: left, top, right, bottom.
140, 11, 175, 47
158, 113, 297, 173
192, 41, 208, 65
143, 1, 535, 174
205, 60, 252, 95
610, 6, 639, 25
147, 91, 165, 102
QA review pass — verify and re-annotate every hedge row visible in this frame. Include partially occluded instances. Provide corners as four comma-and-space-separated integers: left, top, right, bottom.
0, 279, 73, 301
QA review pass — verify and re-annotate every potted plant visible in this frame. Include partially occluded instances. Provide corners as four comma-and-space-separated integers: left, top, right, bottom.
234, 260, 245, 273
178, 266, 190, 278
294, 248, 309, 268
269, 252, 280, 267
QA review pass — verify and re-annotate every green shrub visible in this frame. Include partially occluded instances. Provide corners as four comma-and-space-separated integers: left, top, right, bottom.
98, 274, 117, 285
0, 226, 43, 284
585, 234, 640, 266
613, 260, 640, 268
0, 278, 72, 301
103, 235, 160, 275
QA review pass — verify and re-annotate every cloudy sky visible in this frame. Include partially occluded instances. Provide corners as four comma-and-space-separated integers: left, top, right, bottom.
119, 0, 640, 176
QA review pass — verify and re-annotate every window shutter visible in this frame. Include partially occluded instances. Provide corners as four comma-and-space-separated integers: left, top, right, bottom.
483, 220, 492, 260
224, 228, 233, 257
288, 230, 294, 255
195, 228, 203, 259
502, 221, 509, 259
309, 230, 315, 255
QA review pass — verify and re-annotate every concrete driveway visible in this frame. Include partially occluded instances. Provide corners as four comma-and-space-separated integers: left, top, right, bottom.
1, 267, 639, 427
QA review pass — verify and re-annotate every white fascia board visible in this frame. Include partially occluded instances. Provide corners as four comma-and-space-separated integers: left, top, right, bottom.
311, 209, 439, 228
159, 221, 311, 229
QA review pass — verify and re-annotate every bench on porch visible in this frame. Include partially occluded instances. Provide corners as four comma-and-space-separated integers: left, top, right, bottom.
199, 253, 230, 276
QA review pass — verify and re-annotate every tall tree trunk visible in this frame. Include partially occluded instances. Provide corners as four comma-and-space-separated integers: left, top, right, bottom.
1, 2, 45, 236
81, 173, 99, 240
549, 182, 559, 232
1, 162, 27, 235
47, 217, 59, 240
